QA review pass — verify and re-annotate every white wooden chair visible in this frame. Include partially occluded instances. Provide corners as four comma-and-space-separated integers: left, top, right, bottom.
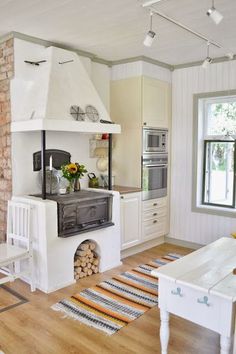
0, 201, 35, 291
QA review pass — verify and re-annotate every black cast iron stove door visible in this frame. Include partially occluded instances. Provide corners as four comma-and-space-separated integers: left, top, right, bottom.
47, 190, 113, 237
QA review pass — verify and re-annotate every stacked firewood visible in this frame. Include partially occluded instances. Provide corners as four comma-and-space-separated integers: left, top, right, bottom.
74, 240, 100, 280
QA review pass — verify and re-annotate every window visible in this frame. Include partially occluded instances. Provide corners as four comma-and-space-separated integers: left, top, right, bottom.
193, 91, 236, 214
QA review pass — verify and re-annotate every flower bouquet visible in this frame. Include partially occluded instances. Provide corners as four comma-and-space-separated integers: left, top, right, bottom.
61, 162, 87, 193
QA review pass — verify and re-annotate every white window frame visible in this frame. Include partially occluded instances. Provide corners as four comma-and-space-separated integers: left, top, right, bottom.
192, 90, 236, 218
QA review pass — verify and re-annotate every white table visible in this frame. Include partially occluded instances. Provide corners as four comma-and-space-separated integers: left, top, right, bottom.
151, 237, 236, 354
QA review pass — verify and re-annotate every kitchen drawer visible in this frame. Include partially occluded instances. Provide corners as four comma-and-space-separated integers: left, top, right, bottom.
142, 207, 167, 221
159, 279, 227, 335
143, 217, 166, 240
143, 197, 167, 212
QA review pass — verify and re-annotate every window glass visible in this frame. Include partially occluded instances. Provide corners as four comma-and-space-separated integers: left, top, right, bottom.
207, 101, 236, 136
203, 141, 235, 207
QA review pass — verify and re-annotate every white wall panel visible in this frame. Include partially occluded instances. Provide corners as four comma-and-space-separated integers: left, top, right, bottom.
170, 61, 236, 245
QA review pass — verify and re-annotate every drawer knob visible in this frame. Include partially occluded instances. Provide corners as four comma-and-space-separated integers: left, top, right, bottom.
153, 203, 157, 206
197, 296, 210, 307
153, 220, 157, 223
120, 196, 124, 199
171, 287, 183, 297
153, 213, 157, 216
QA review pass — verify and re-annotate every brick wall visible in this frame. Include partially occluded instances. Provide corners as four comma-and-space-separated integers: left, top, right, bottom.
0, 38, 14, 241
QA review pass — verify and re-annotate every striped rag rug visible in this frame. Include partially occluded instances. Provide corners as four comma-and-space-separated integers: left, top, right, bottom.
51, 253, 182, 335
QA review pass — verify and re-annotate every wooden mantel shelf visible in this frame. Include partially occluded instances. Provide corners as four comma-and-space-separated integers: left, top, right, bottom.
11, 119, 121, 134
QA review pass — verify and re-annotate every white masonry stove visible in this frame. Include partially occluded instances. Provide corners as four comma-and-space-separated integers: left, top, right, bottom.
13, 189, 122, 293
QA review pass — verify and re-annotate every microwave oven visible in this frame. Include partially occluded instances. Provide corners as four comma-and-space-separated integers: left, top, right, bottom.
143, 128, 168, 154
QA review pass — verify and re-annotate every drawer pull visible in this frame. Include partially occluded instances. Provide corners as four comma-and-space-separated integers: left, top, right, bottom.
120, 196, 124, 199
153, 220, 157, 224
153, 213, 157, 216
153, 203, 158, 206
171, 287, 183, 297
197, 296, 210, 307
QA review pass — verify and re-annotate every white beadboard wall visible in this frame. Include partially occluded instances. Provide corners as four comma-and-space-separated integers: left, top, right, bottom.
170, 60, 236, 245
111, 61, 171, 83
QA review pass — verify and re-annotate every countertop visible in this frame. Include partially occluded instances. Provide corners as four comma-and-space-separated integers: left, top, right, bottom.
111, 185, 142, 194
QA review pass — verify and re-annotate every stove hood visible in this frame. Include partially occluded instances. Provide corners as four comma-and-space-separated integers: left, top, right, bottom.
11, 46, 120, 134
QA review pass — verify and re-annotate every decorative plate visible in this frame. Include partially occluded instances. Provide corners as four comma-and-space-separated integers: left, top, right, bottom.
85, 105, 99, 122
70, 106, 85, 121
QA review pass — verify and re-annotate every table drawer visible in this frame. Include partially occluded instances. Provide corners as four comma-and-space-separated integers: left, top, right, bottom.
143, 197, 167, 212
160, 279, 229, 335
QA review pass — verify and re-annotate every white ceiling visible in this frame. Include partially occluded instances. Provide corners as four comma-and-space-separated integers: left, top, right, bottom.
0, 0, 236, 65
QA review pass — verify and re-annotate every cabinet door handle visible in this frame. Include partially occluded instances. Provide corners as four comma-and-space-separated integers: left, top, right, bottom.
197, 296, 210, 306
171, 287, 183, 297
143, 122, 147, 126
153, 213, 157, 216
120, 196, 124, 199
153, 203, 158, 206
153, 220, 157, 223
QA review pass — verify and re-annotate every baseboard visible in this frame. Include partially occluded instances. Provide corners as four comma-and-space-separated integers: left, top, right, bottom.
164, 236, 202, 250
121, 236, 165, 259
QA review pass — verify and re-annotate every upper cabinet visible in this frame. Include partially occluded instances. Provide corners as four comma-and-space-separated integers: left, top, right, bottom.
142, 77, 171, 129
111, 76, 171, 129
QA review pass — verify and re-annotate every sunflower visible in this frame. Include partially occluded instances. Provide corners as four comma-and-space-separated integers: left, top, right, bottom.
67, 163, 78, 174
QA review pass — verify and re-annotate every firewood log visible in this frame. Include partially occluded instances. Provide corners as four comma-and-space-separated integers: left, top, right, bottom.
83, 266, 88, 273
81, 262, 86, 268
87, 269, 93, 276
75, 266, 82, 273
89, 242, 96, 250
87, 263, 92, 269
79, 243, 89, 251
86, 249, 92, 256
76, 250, 87, 257
93, 259, 99, 266
93, 267, 98, 273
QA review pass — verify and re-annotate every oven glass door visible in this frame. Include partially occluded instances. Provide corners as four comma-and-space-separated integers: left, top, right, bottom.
142, 164, 167, 200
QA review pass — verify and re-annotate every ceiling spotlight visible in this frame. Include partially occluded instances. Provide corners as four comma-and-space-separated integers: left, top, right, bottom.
207, 0, 223, 25
143, 12, 156, 47
226, 52, 234, 60
202, 42, 213, 69
142, 0, 163, 7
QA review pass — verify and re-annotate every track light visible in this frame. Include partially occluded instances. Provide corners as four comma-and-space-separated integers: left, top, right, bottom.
202, 42, 213, 69
143, 12, 156, 47
226, 53, 234, 60
207, 0, 223, 25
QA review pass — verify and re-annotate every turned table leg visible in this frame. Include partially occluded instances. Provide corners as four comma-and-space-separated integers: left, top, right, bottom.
160, 309, 170, 354
220, 335, 232, 354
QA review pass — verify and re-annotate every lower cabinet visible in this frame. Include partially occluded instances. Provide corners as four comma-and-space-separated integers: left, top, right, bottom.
120, 192, 141, 250
120, 193, 168, 250
142, 197, 168, 241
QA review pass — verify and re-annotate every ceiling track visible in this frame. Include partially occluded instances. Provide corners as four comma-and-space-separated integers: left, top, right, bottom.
147, 6, 222, 49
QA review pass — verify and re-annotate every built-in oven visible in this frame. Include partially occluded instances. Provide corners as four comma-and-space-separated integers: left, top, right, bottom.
143, 127, 168, 154
142, 154, 168, 200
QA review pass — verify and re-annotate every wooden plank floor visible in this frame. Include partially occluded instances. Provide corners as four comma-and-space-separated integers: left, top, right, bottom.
0, 243, 219, 354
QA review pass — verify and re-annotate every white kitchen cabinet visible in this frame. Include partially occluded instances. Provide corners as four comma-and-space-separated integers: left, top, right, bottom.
142, 77, 171, 129
111, 76, 171, 188
111, 76, 171, 130
120, 192, 141, 250
142, 197, 168, 241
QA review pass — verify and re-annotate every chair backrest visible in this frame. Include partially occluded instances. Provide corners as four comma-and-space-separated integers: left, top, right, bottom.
7, 201, 32, 250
